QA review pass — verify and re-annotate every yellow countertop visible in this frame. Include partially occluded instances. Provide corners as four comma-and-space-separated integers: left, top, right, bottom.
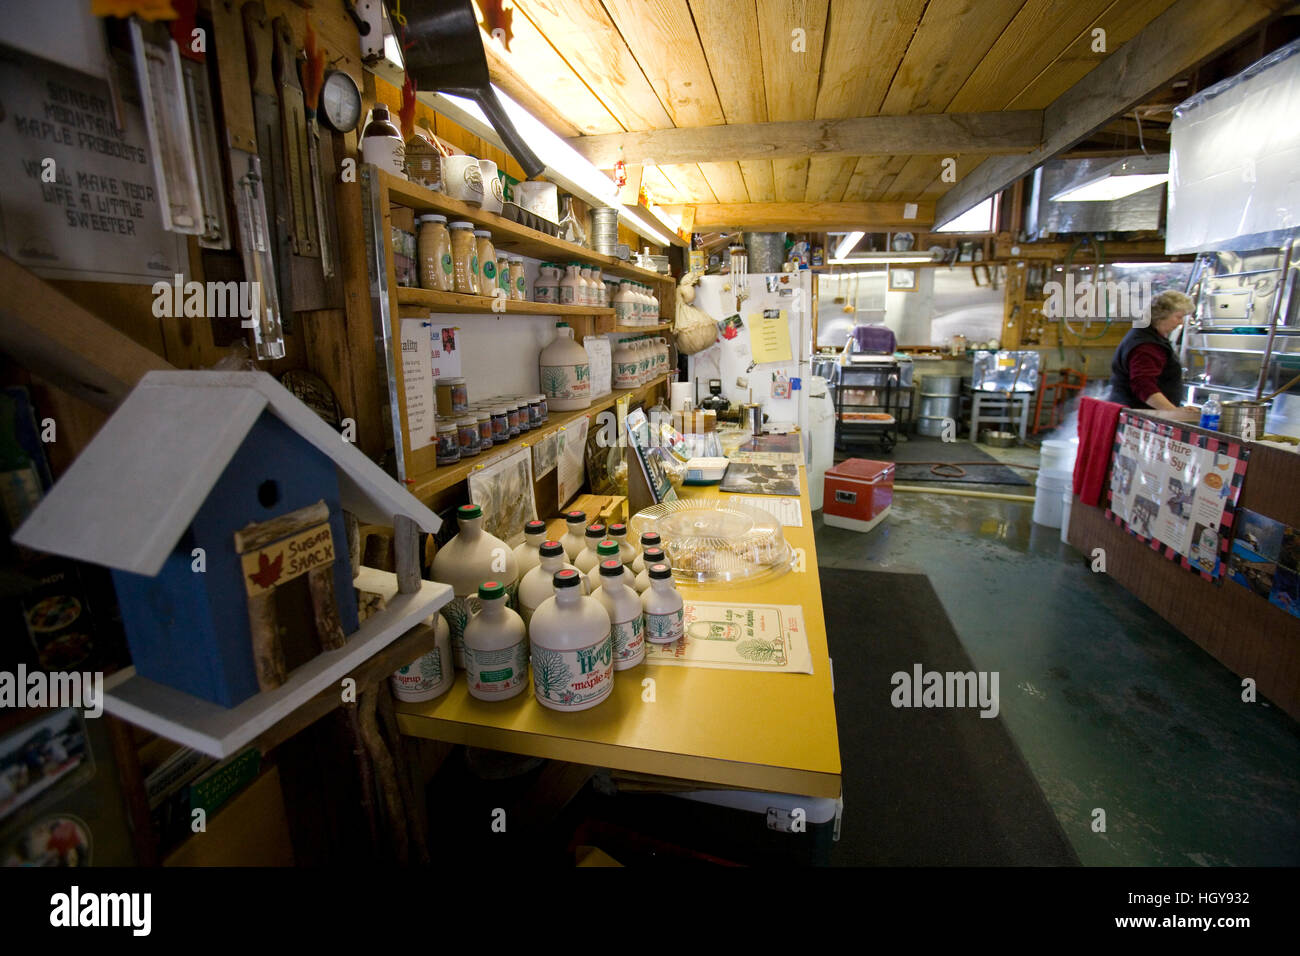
395, 459, 842, 798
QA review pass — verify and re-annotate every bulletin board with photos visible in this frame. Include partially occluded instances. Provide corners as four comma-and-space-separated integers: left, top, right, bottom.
1105, 411, 1250, 581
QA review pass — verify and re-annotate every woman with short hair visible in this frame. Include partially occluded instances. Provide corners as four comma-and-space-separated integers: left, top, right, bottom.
1108, 290, 1200, 421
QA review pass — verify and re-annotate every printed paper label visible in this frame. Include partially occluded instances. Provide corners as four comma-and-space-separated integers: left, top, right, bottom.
645, 607, 684, 644
540, 363, 590, 401
531, 633, 613, 708
612, 615, 644, 663
465, 641, 528, 695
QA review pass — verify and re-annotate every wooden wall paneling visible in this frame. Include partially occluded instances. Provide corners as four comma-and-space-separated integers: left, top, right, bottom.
1007, 0, 1181, 109
879, 0, 1025, 115
697, 162, 751, 203
804, 157, 856, 202
473, 0, 623, 135
841, 156, 894, 202
659, 164, 717, 204
513, 0, 675, 132
1067, 441, 1300, 721
948, 0, 1124, 112
689, 0, 773, 202
864, 156, 911, 201
755, 0, 828, 204
817, 0, 927, 118
49, 281, 168, 358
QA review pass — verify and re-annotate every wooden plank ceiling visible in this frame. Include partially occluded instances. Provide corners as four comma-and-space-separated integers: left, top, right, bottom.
473, 0, 1181, 222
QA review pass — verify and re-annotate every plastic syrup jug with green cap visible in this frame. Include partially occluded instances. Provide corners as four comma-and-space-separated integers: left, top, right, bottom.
390, 613, 455, 701
586, 540, 630, 592
519, 540, 584, 626
642, 564, 684, 645
529, 569, 614, 712
561, 510, 587, 561
606, 522, 636, 565
631, 531, 662, 575
463, 581, 529, 701
539, 322, 591, 411
633, 547, 667, 593
573, 523, 608, 575
512, 520, 549, 578
431, 504, 519, 668
594, 559, 645, 670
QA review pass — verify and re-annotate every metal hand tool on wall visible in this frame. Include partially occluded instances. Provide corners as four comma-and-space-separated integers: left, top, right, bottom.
273, 15, 318, 259
242, 1, 295, 326
301, 21, 335, 280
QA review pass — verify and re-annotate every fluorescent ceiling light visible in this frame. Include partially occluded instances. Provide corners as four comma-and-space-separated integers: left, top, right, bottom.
1049, 155, 1169, 202
618, 206, 673, 248
429, 86, 682, 248
830, 252, 941, 265
833, 231, 864, 260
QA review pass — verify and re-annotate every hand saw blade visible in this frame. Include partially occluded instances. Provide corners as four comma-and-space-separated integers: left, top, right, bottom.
242, 1, 294, 324
273, 16, 317, 258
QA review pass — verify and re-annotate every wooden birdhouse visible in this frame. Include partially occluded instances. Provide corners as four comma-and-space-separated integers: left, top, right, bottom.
14, 372, 451, 755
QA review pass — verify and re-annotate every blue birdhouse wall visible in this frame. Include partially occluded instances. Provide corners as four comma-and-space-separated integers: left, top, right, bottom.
111, 412, 359, 707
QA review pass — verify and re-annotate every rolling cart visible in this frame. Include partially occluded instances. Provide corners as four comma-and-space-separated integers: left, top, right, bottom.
833, 359, 903, 452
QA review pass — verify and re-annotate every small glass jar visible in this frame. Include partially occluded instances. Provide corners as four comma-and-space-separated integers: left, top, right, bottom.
489, 404, 510, 444
436, 377, 468, 416
534, 393, 548, 423
449, 221, 479, 295
475, 229, 497, 297
475, 410, 493, 450
417, 214, 453, 292
497, 255, 510, 302
511, 256, 527, 301
514, 397, 532, 433
526, 394, 545, 429
457, 415, 481, 458
436, 421, 460, 466
505, 402, 521, 438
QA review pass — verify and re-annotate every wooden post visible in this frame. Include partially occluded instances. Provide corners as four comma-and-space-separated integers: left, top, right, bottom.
344, 511, 360, 580
247, 590, 286, 690
393, 514, 421, 594
308, 566, 347, 650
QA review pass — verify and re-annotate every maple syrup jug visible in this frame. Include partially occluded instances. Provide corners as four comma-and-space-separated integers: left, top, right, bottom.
529, 569, 613, 712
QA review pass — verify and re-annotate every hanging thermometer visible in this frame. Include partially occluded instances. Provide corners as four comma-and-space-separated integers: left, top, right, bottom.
319, 69, 363, 132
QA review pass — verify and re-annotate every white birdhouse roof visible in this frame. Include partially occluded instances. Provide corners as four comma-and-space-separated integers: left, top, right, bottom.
13, 371, 441, 576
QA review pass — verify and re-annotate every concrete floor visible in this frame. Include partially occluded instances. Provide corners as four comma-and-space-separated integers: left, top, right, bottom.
817, 436, 1300, 866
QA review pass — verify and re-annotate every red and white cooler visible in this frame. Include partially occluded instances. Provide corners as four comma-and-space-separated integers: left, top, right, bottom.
823, 458, 894, 532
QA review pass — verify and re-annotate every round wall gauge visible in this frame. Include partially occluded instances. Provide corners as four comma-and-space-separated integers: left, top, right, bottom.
320, 70, 363, 133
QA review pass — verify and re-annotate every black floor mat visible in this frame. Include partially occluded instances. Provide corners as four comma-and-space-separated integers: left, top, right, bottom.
863, 437, 1033, 486
821, 567, 1078, 865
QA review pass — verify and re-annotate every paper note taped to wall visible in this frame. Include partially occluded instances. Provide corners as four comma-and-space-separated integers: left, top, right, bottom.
401, 318, 435, 451
750, 309, 792, 364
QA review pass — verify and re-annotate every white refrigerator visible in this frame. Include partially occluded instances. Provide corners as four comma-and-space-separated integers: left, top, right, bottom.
686, 271, 815, 439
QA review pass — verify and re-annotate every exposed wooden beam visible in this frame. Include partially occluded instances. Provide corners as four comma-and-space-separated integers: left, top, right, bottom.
690, 202, 935, 231
566, 112, 1043, 167
933, 0, 1291, 227
0, 254, 173, 412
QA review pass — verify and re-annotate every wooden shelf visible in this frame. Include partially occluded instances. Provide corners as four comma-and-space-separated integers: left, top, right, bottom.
615, 323, 673, 333
379, 169, 670, 284
408, 374, 671, 502
395, 287, 614, 317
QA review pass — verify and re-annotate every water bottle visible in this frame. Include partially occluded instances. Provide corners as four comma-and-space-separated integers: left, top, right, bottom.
1199, 394, 1222, 431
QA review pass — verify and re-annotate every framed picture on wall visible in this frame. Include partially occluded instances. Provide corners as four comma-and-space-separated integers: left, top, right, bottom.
888, 268, 917, 292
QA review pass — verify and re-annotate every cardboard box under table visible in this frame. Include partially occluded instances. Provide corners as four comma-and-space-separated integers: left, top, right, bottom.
823, 459, 894, 532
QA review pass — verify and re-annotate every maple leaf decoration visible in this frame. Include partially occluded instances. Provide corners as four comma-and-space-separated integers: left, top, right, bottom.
479, 0, 513, 51
249, 551, 284, 590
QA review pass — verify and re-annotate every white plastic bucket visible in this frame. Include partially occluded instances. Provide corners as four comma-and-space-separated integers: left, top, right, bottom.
1033, 468, 1072, 528
1040, 438, 1079, 474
